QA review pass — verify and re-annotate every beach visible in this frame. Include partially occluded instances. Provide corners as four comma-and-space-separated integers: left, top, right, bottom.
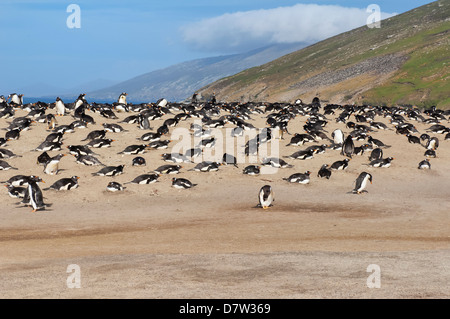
0, 102, 449, 298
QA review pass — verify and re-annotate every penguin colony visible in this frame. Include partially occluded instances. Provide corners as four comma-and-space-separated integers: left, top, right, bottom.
0, 92, 448, 212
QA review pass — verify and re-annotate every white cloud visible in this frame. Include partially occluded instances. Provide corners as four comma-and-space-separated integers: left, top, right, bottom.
181, 4, 396, 52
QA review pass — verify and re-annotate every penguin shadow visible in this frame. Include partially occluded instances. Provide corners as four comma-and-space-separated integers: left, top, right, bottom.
14, 203, 54, 212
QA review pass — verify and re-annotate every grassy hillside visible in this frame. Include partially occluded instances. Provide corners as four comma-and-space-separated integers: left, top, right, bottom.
199, 1, 450, 108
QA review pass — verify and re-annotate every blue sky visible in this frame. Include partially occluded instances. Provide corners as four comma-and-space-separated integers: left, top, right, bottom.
0, 0, 435, 96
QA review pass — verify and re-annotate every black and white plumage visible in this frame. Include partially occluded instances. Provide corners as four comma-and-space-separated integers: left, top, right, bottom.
106, 181, 125, 192
35, 141, 62, 152
0, 160, 18, 170
369, 148, 383, 161
153, 164, 182, 174
125, 173, 160, 184
5, 185, 26, 198
330, 158, 350, 170
258, 185, 274, 209
92, 165, 125, 177
74, 154, 104, 166
43, 154, 65, 175
283, 171, 311, 184
44, 176, 79, 191
171, 177, 197, 189
81, 129, 107, 141
418, 159, 431, 170
352, 172, 373, 194
367, 157, 394, 168
317, 164, 332, 179
190, 161, 221, 172
118, 144, 147, 155
261, 157, 293, 168
132, 156, 146, 166
243, 165, 260, 175
86, 138, 114, 148
22, 176, 47, 212
341, 135, 355, 158
103, 123, 126, 133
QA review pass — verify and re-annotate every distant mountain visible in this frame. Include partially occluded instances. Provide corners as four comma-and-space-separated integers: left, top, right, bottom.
87, 42, 307, 103
199, 1, 450, 109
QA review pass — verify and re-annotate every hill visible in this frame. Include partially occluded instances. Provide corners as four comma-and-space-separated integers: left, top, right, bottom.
198, 1, 450, 108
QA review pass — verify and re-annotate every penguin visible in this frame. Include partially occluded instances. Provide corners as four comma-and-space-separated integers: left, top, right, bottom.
0, 148, 21, 159
106, 181, 125, 192
424, 149, 436, 158
5, 128, 20, 141
44, 176, 79, 191
425, 137, 439, 150
367, 136, 391, 148
418, 159, 431, 170
331, 129, 344, 145
317, 164, 332, 179
0, 160, 18, 170
261, 157, 293, 168
138, 114, 151, 130
125, 173, 160, 185
92, 165, 125, 177
368, 157, 394, 168
22, 175, 47, 212
55, 97, 65, 116
118, 144, 148, 155
222, 153, 238, 168
171, 177, 197, 189
147, 140, 171, 149
46, 114, 57, 130
140, 131, 161, 142
81, 130, 107, 141
118, 92, 127, 105
341, 135, 355, 158
74, 154, 104, 166
369, 148, 383, 161
286, 149, 314, 160
44, 132, 64, 143
5, 185, 26, 198
100, 109, 118, 119
330, 158, 350, 170
2, 175, 31, 187
43, 153, 65, 175
0, 137, 8, 147
37, 151, 51, 166
102, 123, 126, 133
243, 165, 260, 175
35, 141, 62, 152
132, 156, 146, 166
285, 133, 316, 146
86, 138, 114, 148
257, 185, 274, 209
190, 161, 220, 172
185, 147, 202, 159
352, 172, 373, 194
283, 171, 311, 184
198, 137, 216, 149
406, 134, 421, 144
67, 145, 98, 156
154, 164, 182, 174
161, 153, 191, 163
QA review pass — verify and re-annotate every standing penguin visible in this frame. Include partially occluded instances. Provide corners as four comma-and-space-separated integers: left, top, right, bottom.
44, 154, 65, 175
138, 114, 151, 130
22, 176, 47, 212
331, 129, 344, 145
118, 92, 127, 105
341, 135, 355, 158
258, 185, 274, 209
55, 97, 65, 116
352, 172, 373, 194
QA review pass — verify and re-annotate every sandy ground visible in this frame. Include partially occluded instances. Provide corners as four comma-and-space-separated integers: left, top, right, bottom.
0, 100, 449, 299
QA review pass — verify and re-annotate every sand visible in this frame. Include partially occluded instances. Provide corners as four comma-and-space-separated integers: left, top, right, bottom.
0, 101, 449, 299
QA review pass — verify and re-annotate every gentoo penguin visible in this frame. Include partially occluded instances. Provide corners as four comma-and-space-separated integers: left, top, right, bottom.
55, 97, 65, 116
5, 185, 26, 198
156, 124, 169, 136
118, 144, 147, 155
140, 131, 161, 142
367, 136, 391, 148
243, 165, 260, 175
352, 172, 372, 194
147, 140, 171, 149
330, 158, 350, 170
125, 173, 160, 185
368, 157, 394, 168
424, 149, 436, 158
132, 156, 146, 166
74, 154, 104, 166
81, 129, 107, 141
161, 153, 191, 163
283, 171, 311, 184
286, 149, 314, 160
86, 138, 114, 148
418, 159, 431, 170
138, 114, 151, 130
286, 133, 316, 146
171, 177, 197, 189
2, 175, 31, 187
92, 165, 125, 177
5, 128, 20, 141
106, 181, 125, 192
341, 135, 355, 158
100, 109, 118, 119
185, 147, 202, 159
43, 153, 65, 175
102, 123, 126, 133
0, 160, 18, 170
222, 153, 239, 168
44, 132, 64, 143
198, 137, 216, 149
0, 148, 21, 159
37, 151, 51, 166
154, 164, 182, 174
317, 164, 332, 179
8, 93, 24, 105
425, 137, 439, 150
407, 134, 421, 144
369, 148, 383, 161
118, 92, 127, 105
331, 129, 344, 145
22, 175, 47, 212
190, 161, 220, 172
34, 141, 62, 152
258, 185, 274, 209
44, 176, 79, 191
261, 157, 293, 168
